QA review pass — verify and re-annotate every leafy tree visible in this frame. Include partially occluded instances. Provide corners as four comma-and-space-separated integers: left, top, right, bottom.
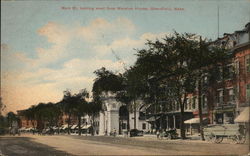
87, 100, 102, 136
92, 67, 124, 98
122, 66, 148, 129
133, 32, 228, 139
61, 89, 89, 135
6, 112, 18, 128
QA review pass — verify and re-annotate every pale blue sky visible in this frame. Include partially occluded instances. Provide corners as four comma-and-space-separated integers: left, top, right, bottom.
1, 0, 249, 113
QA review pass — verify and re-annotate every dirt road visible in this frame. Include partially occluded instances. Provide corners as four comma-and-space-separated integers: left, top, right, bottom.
1, 135, 249, 155
31, 135, 249, 155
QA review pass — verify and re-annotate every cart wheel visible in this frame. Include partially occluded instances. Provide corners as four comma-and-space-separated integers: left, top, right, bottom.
229, 135, 238, 144
237, 135, 246, 144
205, 135, 213, 142
213, 136, 223, 144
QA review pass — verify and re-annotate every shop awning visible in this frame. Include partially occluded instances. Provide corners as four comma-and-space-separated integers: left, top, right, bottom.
184, 118, 207, 124
81, 125, 91, 129
234, 107, 249, 123
71, 125, 78, 129
61, 124, 69, 130
19, 127, 26, 130
146, 116, 160, 122
52, 126, 58, 130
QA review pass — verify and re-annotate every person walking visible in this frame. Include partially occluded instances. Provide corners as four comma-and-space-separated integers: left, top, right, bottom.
113, 128, 117, 137
156, 130, 160, 139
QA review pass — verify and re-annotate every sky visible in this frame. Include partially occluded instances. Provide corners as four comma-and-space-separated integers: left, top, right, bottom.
1, 0, 250, 114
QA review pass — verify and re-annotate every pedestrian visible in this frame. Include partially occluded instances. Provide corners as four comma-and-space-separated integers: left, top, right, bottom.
156, 130, 160, 139
113, 128, 116, 137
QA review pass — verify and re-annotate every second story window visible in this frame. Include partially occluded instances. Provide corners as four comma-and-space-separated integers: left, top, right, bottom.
192, 96, 196, 109
217, 89, 224, 105
185, 98, 188, 110
246, 55, 250, 73
224, 64, 234, 79
246, 84, 250, 102
202, 95, 207, 108
176, 102, 180, 111
228, 88, 235, 102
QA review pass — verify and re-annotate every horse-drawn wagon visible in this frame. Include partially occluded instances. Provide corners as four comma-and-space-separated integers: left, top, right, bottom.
204, 124, 246, 144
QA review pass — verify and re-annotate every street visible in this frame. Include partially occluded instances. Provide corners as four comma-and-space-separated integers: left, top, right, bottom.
0, 134, 249, 155
0, 136, 72, 156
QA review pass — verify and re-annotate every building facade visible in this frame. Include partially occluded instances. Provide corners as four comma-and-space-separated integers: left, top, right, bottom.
98, 92, 151, 135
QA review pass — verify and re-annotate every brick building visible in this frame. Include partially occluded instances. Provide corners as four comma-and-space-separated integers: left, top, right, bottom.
210, 23, 250, 124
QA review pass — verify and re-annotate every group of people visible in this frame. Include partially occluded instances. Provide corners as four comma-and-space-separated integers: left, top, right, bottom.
105, 128, 117, 137
156, 128, 178, 139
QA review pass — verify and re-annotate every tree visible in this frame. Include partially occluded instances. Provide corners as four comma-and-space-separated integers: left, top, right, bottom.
6, 112, 18, 128
133, 32, 229, 139
87, 100, 102, 136
61, 89, 89, 135
23, 105, 37, 129
92, 67, 124, 98
122, 66, 148, 129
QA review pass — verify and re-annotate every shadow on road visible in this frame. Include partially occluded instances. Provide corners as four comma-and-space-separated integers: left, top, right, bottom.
0, 136, 73, 156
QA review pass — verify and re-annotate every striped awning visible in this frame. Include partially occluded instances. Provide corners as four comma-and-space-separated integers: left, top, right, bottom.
81, 125, 91, 129
71, 125, 78, 129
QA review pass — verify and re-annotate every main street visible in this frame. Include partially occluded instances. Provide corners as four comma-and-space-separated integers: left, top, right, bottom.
0, 134, 249, 155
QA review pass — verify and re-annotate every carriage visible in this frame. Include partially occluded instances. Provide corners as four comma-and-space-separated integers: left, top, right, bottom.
203, 124, 246, 144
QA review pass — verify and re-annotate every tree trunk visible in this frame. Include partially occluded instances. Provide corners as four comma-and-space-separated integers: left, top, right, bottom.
179, 95, 187, 139
198, 78, 205, 140
78, 115, 81, 136
133, 100, 136, 129
67, 113, 71, 135
180, 106, 186, 139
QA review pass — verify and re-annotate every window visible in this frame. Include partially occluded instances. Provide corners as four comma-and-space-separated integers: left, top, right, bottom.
192, 97, 196, 109
228, 88, 235, 102
122, 123, 126, 129
217, 66, 223, 81
185, 98, 188, 110
217, 90, 224, 105
246, 56, 250, 73
142, 123, 146, 130
246, 84, 250, 101
234, 60, 240, 75
224, 64, 234, 79
112, 103, 116, 108
188, 98, 192, 110
176, 102, 180, 110
202, 95, 207, 108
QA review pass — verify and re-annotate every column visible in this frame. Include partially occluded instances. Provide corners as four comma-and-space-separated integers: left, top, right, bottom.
99, 112, 105, 135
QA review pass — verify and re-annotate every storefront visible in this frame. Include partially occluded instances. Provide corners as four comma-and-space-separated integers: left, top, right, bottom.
213, 105, 236, 124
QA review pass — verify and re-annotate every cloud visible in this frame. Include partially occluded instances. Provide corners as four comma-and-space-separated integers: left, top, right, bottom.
77, 17, 136, 43
37, 22, 72, 45
1, 17, 171, 114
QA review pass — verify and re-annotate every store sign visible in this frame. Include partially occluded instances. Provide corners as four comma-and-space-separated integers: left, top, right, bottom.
214, 104, 236, 113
